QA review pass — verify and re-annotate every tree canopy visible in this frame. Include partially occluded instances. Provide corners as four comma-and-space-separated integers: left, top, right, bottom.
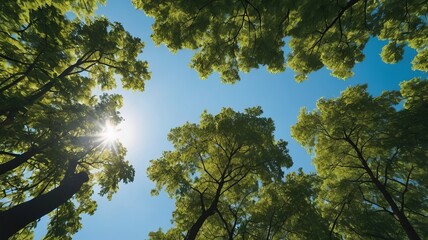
292, 78, 428, 239
0, 1, 150, 238
147, 107, 294, 239
133, 0, 427, 83
2, 1, 427, 239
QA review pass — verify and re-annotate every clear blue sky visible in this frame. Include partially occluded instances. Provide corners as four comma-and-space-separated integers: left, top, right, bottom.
34, 0, 426, 239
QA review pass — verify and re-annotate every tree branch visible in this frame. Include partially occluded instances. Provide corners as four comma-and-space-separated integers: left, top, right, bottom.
310, 0, 361, 52
400, 165, 414, 212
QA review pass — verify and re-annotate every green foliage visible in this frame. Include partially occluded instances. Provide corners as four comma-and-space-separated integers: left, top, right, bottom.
0, 0, 149, 238
148, 107, 293, 239
243, 170, 331, 240
291, 79, 428, 239
381, 42, 405, 64
9, 227, 34, 240
133, 0, 427, 83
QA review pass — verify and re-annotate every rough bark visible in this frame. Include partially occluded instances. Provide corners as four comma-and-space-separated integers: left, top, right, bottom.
0, 172, 89, 239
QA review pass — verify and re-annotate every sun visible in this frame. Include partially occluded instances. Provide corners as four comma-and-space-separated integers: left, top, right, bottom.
97, 116, 136, 151
101, 121, 120, 143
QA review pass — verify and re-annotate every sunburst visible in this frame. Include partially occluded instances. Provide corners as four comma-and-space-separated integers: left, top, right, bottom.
103, 121, 119, 142
99, 120, 120, 149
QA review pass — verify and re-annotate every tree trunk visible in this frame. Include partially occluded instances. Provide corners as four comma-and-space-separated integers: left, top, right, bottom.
347, 138, 421, 240
186, 181, 224, 240
369, 172, 421, 240
185, 207, 216, 240
0, 172, 89, 239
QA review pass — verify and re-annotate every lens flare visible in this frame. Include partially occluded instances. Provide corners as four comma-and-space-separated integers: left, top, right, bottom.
101, 121, 119, 143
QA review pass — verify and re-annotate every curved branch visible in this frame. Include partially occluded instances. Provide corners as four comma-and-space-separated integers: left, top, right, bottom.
310, 0, 361, 51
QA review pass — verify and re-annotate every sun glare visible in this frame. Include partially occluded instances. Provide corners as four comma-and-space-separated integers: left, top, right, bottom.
102, 121, 120, 143
97, 115, 137, 152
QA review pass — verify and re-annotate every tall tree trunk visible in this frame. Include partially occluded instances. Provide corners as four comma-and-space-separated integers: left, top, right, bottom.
346, 138, 421, 240
185, 207, 217, 240
185, 181, 224, 240
0, 172, 89, 239
370, 175, 421, 240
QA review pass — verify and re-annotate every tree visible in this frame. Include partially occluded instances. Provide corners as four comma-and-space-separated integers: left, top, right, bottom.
291, 78, 428, 239
147, 107, 292, 240
0, 1, 150, 238
133, 0, 427, 83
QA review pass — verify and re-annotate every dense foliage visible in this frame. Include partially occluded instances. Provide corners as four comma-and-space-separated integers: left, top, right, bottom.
292, 78, 428, 239
2, 1, 426, 239
148, 107, 332, 239
133, 0, 427, 83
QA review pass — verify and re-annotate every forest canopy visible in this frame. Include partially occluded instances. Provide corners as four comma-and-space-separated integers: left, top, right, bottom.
133, 0, 427, 83
292, 78, 428, 239
0, 0, 427, 239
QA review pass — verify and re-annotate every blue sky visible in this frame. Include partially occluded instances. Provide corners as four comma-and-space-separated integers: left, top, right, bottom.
34, 0, 426, 239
